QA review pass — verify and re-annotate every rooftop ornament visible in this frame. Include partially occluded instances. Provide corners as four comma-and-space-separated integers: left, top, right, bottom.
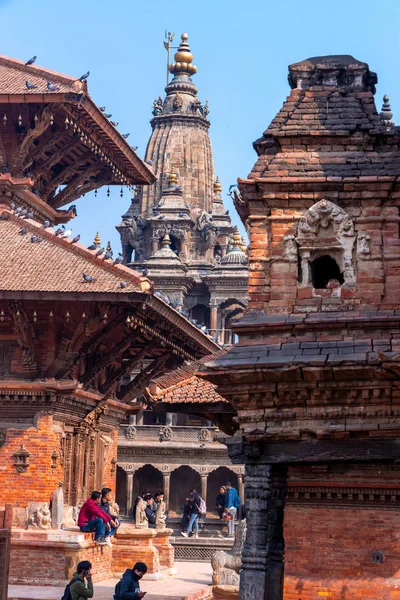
380, 94, 394, 130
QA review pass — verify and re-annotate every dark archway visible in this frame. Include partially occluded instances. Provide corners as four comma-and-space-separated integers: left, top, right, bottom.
311, 255, 344, 289
132, 464, 163, 503
116, 465, 127, 515
170, 235, 181, 255
207, 467, 238, 518
191, 303, 210, 329
169, 466, 201, 516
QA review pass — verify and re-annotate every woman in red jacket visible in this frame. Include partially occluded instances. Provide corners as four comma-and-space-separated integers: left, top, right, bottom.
77, 491, 113, 545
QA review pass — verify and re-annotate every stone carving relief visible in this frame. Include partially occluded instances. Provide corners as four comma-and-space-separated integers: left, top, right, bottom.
28, 503, 52, 530
51, 481, 64, 529
196, 210, 218, 248
212, 519, 247, 585
357, 233, 371, 259
156, 499, 167, 529
199, 428, 212, 442
125, 425, 137, 439
283, 235, 297, 261
159, 426, 173, 442
135, 496, 148, 529
295, 200, 356, 288
152, 96, 164, 116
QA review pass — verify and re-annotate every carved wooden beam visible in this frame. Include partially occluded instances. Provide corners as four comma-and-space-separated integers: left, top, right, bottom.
45, 152, 93, 197
118, 353, 183, 404
49, 166, 104, 208
76, 399, 109, 433
99, 340, 159, 397
80, 328, 142, 386
31, 139, 76, 181
25, 131, 68, 171
8, 300, 38, 377
13, 106, 54, 175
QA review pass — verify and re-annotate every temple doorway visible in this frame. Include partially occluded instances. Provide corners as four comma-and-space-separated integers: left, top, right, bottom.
116, 465, 127, 514
132, 464, 163, 502
207, 467, 238, 518
169, 466, 201, 516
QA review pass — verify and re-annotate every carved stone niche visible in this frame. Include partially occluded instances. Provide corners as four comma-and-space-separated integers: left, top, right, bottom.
295, 200, 356, 291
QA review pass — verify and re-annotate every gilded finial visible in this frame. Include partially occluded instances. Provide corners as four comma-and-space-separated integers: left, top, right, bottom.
169, 33, 198, 78
94, 232, 101, 247
168, 171, 178, 187
381, 94, 394, 128
240, 236, 247, 253
214, 176, 222, 195
231, 226, 242, 248
106, 241, 112, 253
161, 233, 171, 248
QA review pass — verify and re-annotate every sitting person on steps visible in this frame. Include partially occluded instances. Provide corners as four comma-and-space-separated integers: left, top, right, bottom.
77, 490, 114, 546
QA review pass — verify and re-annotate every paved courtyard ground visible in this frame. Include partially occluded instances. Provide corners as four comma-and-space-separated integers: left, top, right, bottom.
8, 561, 213, 600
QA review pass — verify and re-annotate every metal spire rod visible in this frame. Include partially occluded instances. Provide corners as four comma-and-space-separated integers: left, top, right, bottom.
164, 31, 175, 86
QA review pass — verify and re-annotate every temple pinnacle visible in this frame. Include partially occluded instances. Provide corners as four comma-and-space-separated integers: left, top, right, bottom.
94, 232, 101, 247
214, 176, 222, 195
169, 33, 198, 77
168, 171, 178, 187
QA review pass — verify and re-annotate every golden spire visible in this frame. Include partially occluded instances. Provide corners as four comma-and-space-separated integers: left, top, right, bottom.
106, 241, 112, 253
94, 232, 101, 247
240, 236, 247, 253
168, 171, 178, 187
214, 176, 222, 195
231, 227, 242, 248
169, 33, 198, 77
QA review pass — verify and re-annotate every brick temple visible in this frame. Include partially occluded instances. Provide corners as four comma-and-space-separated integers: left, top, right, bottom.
0, 53, 219, 589
203, 56, 400, 599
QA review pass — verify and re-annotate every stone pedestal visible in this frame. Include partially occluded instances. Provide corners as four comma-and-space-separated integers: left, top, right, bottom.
10, 529, 112, 586
213, 585, 239, 600
153, 528, 174, 568
112, 526, 162, 580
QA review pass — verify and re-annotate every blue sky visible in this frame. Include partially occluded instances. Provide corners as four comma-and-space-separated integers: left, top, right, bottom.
1, 0, 399, 251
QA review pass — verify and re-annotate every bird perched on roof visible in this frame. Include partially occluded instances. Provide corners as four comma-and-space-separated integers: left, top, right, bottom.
25, 56, 37, 66
122, 133, 130, 139
132, 146, 138, 151
54, 226, 65, 236
67, 204, 77, 216
19, 227, 28, 235
14, 207, 22, 215
159, 215, 165, 219
79, 71, 90, 82
61, 228, 72, 238
142, 268, 149, 277
225, 210, 229, 215
103, 251, 113, 261
42, 219, 50, 228
95, 247, 104, 258
25, 211, 34, 219
10, 203, 15, 210
146, 159, 154, 166
99, 106, 106, 112
110, 121, 119, 127
0, 213, 8, 221
25, 80, 37, 90
113, 253, 123, 265
20, 208, 27, 217
31, 235, 42, 243
82, 272, 96, 283
104, 113, 112, 119
175, 185, 182, 192
47, 81, 60, 92
228, 184, 237, 193
178, 212, 186, 218
119, 281, 129, 288
87, 243, 97, 251
71, 234, 80, 244
1, 167, 9, 174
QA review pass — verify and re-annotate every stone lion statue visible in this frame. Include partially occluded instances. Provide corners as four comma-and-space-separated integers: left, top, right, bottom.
211, 519, 246, 585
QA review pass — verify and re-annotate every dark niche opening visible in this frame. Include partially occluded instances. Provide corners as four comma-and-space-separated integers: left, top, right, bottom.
169, 235, 181, 255
311, 255, 344, 289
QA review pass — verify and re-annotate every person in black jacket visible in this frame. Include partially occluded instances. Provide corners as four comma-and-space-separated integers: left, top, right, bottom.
216, 486, 226, 519
114, 562, 147, 600
144, 493, 156, 528
181, 488, 200, 538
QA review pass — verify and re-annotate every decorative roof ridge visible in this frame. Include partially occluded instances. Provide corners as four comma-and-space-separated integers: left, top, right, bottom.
150, 348, 227, 391
0, 54, 79, 86
0, 206, 153, 292
149, 374, 199, 399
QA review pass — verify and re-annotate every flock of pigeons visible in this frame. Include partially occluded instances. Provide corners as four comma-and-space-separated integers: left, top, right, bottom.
23, 56, 133, 142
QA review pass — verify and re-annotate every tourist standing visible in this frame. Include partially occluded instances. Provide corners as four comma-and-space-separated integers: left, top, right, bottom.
225, 481, 241, 537
68, 560, 93, 600
181, 488, 200, 539
181, 496, 191, 533
216, 486, 226, 519
144, 493, 157, 528
77, 491, 113, 545
114, 561, 148, 599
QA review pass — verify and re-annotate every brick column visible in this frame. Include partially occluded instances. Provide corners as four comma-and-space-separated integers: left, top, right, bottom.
238, 473, 245, 506
239, 463, 288, 600
210, 304, 218, 336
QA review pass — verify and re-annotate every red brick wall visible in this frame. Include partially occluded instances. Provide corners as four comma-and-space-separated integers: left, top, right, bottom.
0, 414, 63, 506
284, 504, 400, 599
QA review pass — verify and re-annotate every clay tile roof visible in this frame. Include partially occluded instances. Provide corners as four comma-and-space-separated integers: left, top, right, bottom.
0, 208, 150, 294
146, 349, 228, 404
0, 55, 79, 95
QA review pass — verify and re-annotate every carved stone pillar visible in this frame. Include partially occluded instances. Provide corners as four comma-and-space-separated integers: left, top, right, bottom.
200, 474, 208, 503
151, 235, 159, 255
126, 470, 135, 517
165, 413, 173, 426
129, 414, 137, 425
210, 303, 218, 336
300, 250, 311, 286
136, 411, 144, 426
239, 463, 288, 600
238, 473, 245, 505
161, 468, 171, 513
